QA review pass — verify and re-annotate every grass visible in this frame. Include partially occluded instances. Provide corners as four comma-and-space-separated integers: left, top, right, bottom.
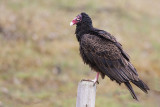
0, 0, 160, 107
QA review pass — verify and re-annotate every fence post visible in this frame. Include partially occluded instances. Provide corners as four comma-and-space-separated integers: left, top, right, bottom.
76, 80, 96, 107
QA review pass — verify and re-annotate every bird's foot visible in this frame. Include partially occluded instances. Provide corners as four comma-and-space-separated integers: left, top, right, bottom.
92, 78, 99, 86
81, 79, 99, 86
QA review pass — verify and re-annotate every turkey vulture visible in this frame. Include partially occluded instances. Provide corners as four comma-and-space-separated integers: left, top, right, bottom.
70, 12, 149, 100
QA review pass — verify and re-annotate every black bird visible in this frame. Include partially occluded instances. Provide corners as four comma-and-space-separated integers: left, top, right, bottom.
70, 12, 149, 100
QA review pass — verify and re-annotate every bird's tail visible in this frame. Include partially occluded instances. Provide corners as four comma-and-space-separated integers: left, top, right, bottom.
131, 79, 150, 93
124, 82, 138, 101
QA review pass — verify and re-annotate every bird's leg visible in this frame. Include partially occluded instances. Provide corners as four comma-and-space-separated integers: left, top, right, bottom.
92, 72, 99, 86
81, 72, 100, 86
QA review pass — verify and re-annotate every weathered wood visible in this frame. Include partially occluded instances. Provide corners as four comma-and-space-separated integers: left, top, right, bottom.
76, 80, 96, 107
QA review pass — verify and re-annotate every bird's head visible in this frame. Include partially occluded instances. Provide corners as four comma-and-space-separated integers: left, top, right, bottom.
70, 12, 92, 27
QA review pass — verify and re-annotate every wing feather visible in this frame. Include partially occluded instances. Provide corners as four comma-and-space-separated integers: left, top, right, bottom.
81, 34, 139, 84
93, 28, 130, 61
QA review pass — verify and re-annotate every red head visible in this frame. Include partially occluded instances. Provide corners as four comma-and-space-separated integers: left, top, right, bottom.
70, 14, 82, 26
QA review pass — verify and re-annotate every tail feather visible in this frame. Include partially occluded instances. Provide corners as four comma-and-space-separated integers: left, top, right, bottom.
124, 82, 138, 101
131, 79, 150, 93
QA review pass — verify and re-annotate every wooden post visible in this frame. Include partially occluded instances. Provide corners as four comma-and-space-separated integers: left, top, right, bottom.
76, 80, 96, 107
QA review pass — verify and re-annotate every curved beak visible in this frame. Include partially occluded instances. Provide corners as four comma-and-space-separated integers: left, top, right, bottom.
70, 22, 74, 26
70, 17, 78, 26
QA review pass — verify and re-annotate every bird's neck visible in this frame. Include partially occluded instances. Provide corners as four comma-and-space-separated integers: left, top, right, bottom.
75, 24, 93, 41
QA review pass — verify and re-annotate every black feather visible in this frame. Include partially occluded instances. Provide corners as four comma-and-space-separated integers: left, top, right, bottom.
125, 82, 138, 101
131, 80, 150, 93
72, 12, 149, 100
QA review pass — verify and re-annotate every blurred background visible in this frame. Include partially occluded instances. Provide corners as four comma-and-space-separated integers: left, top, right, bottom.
0, 0, 160, 107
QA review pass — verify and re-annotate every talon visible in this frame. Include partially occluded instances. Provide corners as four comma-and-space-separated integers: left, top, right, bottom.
81, 72, 100, 86
93, 82, 96, 86
81, 79, 92, 82
97, 81, 99, 84
93, 80, 99, 86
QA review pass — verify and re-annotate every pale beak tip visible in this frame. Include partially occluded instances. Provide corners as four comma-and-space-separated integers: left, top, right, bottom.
70, 22, 74, 26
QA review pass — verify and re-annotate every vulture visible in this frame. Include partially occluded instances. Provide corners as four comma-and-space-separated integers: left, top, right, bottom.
70, 12, 149, 100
